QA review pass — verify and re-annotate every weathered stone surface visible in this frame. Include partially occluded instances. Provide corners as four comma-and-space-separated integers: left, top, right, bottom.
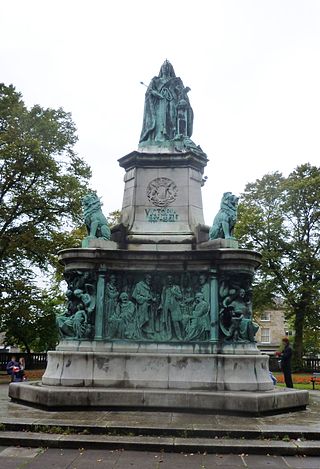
0, 447, 42, 458
58, 247, 262, 274
9, 382, 308, 414
42, 351, 272, 391
198, 238, 239, 249
82, 239, 118, 249
243, 454, 291, 467
118, 152, 207, 247
56, 339, 266, 355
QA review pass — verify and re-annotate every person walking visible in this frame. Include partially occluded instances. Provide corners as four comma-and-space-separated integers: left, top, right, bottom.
280, 337, 293, 388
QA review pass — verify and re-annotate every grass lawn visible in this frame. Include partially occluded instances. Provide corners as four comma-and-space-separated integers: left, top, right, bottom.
274, 372, 319, 390
276, 382, 316, 390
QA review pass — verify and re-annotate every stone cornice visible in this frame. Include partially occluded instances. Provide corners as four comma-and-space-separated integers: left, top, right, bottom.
118, 150, 208, 173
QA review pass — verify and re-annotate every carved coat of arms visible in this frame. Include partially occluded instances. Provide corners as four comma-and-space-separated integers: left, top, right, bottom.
146, 178, 178, 207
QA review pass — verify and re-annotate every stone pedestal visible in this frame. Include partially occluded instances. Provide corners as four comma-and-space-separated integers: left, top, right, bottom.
41, 349, 272, 391
118, 150, 208, 249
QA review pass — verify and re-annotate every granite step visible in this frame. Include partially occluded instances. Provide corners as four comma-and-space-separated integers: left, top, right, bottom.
1, 420, 320, 441
0, 430, 320, 455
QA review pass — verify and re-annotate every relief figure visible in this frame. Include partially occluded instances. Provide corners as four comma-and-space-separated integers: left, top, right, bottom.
57, 287, 94, 340
158, 275, 183, 341
219, 282, 258, 342
132, 274, 156, 337
185, 293, 210, 341
109, 292, 137, 339
105, 275, 118, 320
199, 274, 210, 303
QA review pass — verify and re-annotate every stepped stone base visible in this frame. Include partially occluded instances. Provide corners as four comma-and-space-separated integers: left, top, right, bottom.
9, 382, 308, 415
8, 349, 309, 414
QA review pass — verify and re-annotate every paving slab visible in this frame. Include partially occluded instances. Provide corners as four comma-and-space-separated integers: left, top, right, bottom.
0, 384, 317, 428
203, 466, 245, 469
2, 384, 320, 456
0, 446, 43, 458
69, 448, 122, 466
244, 454, 289, 468
171, 412, 219, 426
114, 449, 172, 468
284, 455, 320, 468
199, 453, 245, 466
0, 458, 31, 468
0, 446, 8, 454
104, 410, 173, 425
32, 448, 121, 469
21, 448, 81, 469
2, 446, 320, 468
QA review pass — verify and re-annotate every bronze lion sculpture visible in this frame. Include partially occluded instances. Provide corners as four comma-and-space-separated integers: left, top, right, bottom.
209, 192, 238, 240
82, 193, 111, 240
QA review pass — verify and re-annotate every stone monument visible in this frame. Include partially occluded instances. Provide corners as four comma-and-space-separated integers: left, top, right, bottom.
9, 61, 308, 414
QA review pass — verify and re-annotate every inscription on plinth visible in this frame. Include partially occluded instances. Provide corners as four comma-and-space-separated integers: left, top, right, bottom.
145, 207, 179, 223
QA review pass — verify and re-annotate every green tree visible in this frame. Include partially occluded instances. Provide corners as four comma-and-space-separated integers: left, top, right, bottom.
2, 284, 63, 353
303, 328, 320, 356
235, 164, 320, 367
0, 84, 91, 351
107, 209, 122, 227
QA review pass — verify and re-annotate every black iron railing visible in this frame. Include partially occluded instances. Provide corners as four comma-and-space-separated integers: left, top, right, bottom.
268, 355, 320, 373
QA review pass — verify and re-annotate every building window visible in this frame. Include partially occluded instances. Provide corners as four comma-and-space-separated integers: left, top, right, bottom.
260, 312, 271, 321
261, 328, 270, 343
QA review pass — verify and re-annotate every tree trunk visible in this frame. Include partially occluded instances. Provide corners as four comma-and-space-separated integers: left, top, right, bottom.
23, 343, 31, 354
18, 335, 31, 354
293, 308, 305, 370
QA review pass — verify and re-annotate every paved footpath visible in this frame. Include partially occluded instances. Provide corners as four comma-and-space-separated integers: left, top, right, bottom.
1, 384, 320, 467
0, 446, 320, 468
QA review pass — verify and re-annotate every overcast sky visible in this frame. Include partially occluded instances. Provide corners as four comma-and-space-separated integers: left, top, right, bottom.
1, 0, 320, 223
